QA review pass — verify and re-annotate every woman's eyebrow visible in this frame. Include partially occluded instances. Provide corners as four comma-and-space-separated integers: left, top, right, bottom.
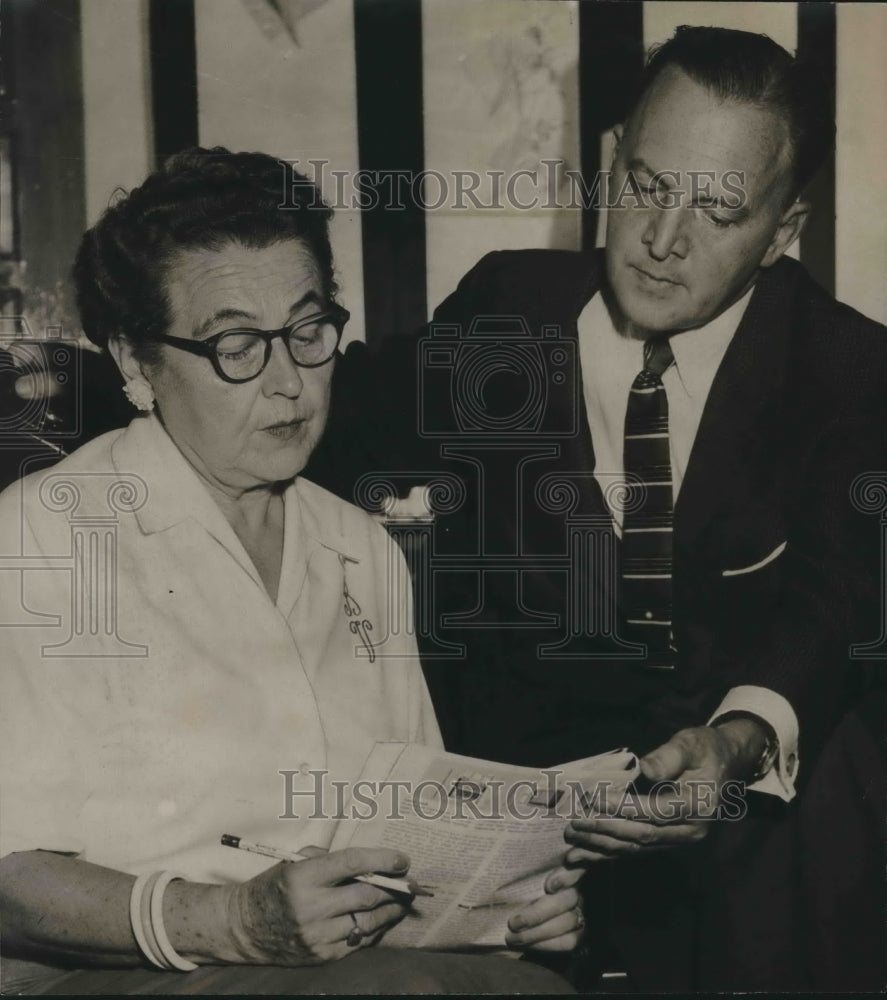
191, 308, 257, 340
288, 291, 324, 317
191, 291, 325, 339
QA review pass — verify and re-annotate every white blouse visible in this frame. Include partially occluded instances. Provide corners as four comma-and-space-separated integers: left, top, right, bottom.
0, 414, 441, 883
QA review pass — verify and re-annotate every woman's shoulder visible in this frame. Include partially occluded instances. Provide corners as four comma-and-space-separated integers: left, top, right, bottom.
0, 427, 127, 524
294, 476, 390, 554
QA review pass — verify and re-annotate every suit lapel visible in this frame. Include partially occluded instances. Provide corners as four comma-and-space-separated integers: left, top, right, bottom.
674, 260, 798, 553
548, 250, 610, 517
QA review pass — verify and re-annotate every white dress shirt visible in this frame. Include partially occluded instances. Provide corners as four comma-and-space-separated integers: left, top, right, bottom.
577, 289, 798, 800
0, 415, 442, 879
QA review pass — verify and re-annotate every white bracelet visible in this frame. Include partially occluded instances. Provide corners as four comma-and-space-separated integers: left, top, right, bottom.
129, 872, 169, 969
140, 871, 176, 970
149, 871, 198, 972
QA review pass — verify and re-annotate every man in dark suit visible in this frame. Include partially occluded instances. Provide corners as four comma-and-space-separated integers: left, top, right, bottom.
309, 26, 886, 990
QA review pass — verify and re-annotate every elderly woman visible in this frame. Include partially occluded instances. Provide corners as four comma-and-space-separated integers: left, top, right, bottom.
0, 150, 581, 995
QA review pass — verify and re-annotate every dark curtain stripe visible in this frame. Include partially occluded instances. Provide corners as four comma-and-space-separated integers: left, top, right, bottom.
6, 0, 84, 296
797, 2, 836, 296
353, 0, 426, 344
149, 0, 198, 167
578, 0, 644, 251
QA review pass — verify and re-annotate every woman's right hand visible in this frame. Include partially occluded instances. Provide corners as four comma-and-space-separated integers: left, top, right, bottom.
226, 848, 412, 965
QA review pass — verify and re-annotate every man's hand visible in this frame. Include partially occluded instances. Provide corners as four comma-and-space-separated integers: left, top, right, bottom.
505, 865, 586, 952
564, 718, 768, 862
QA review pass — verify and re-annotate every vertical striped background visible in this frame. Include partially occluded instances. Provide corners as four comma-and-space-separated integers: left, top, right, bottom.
68, 0, 887, 343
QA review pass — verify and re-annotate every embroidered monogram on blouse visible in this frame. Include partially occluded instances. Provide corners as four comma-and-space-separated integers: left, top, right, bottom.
340, 553, 375, 663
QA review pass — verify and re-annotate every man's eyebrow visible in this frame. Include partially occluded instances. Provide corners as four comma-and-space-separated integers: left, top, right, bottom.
626, 159, 665, 181
692, 195, 750, 218
191, 291, 324, 339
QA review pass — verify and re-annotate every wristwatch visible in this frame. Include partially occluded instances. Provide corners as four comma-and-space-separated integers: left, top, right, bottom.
714, 711, 779, 783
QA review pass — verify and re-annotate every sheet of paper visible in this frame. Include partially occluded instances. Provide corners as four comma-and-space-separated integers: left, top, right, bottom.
328, 741, 638, 949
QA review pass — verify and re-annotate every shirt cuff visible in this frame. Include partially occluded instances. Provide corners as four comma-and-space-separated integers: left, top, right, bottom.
708, 685, 799, 802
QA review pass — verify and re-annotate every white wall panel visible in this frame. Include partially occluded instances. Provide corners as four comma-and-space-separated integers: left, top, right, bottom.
422, 0, 580, 315
836, 4, 887, 324
81, 0, 153, 227
195, 0, 366, 343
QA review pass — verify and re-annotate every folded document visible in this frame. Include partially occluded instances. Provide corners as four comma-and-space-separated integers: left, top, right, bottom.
328, 741, 638, 949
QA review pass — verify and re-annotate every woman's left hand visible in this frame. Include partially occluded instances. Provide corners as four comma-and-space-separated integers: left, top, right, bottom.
504, 865, 586, 952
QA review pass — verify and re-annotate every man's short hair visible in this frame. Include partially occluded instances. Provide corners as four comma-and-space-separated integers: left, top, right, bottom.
632, 25, 835, 200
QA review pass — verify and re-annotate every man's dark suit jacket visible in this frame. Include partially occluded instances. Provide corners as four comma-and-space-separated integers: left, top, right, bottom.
308, 248, 886, 989
311, 248, 885, 771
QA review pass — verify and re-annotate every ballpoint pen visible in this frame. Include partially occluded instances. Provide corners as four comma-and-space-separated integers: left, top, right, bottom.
221, 834, 434, 897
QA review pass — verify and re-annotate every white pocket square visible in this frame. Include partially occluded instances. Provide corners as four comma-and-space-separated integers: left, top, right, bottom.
722, 541, 787, 577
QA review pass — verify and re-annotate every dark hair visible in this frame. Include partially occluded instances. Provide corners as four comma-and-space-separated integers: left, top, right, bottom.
632, 26, 835, 199
73, 147, 337, 362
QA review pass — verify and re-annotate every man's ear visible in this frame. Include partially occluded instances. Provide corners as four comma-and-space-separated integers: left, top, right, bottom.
107, 335, 150, 384
761, 199, 810, 268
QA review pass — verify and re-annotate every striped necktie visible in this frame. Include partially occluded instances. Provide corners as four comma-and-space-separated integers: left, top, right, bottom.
621, 336, 675, 657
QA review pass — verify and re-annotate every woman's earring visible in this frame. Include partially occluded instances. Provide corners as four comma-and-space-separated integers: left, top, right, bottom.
123, 376, 155, 412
